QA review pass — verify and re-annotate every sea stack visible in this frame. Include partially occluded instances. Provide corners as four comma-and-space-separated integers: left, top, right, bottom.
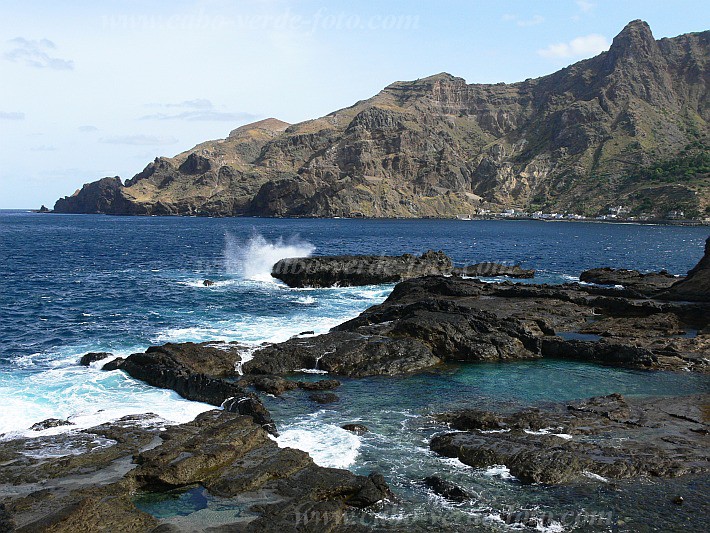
661, 237, 710, 301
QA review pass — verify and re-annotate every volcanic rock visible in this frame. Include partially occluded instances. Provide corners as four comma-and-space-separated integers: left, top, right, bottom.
660, 236, 710, 301
271, 250, 452, 287
79, 351, 112, 366
452, 262, 535, 279
430, 394, 709, 484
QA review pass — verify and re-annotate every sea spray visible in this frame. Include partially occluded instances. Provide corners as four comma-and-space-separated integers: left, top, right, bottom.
224, 232, 315, 281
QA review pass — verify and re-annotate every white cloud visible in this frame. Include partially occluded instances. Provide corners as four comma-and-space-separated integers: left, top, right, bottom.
30, 145, 57, 152
517, 15, 544, 27
4, 38, 74, 70
537, 34, 609, 59
99, 135, 178, 146
78, 125, 98, 132
502, 14, 545, 27
140, 99, 258, 121
146, 98, 214, 109
0, 111, 25, 120
576, 0, 596, 13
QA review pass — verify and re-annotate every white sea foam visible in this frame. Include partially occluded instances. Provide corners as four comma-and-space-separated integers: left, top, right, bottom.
0, 359, 213, 440
523, 427, 573, 440
482, 465, 516, 480
295, 295, 317, 305
277, 415, 361, 469
582, 471, 609, 482
224, 232, 315, 282
154, 314, 346, 345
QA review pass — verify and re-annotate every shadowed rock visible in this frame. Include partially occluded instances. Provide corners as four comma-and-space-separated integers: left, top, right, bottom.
29, 418, 74, 431
79, 352, 112, 366
431, 394, 710, 484
423, 476, 471, 502
271, 250, 452, 288
660, 236, 710, 301
453, 262, 535, 279
580, 267, 680, 295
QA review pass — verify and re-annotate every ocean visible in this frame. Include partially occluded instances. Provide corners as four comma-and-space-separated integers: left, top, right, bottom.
1, 210, 708, 530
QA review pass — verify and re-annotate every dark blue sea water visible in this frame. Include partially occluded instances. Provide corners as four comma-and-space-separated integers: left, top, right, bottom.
1, 211, 708, 531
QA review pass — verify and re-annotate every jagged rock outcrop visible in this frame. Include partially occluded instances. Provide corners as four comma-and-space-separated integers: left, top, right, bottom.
54, 21, 710, 219
660, 236, 710, 300
102, 342, 281, 434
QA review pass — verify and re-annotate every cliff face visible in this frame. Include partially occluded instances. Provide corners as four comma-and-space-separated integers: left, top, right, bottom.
54, 21, 709, 218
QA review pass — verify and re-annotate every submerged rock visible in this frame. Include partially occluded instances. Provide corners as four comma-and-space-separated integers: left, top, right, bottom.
29, 418, 74, 431
297, 378, 341, 391
342, 423, 369, 434
423, 476, 471, 502
271, 250, 452, 287
79, 351, 112, 366
309, 392, 339, 404
430, 394, 709, 484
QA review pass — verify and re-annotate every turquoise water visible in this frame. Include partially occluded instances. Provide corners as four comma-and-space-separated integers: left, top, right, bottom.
1, 211, 708, 530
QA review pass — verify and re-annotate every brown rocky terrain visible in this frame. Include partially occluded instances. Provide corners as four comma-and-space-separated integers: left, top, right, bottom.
54, 21, 709, 219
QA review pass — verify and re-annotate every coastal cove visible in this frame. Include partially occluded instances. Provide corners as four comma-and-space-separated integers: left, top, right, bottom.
1, 211, 708, 531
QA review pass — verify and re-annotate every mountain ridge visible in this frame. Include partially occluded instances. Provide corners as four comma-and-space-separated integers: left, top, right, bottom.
54, 21, 709, 219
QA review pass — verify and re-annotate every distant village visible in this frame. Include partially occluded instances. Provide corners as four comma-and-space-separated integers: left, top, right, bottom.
456, 206, 706, 224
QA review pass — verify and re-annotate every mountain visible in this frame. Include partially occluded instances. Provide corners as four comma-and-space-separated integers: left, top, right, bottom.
54, 21, 709, 219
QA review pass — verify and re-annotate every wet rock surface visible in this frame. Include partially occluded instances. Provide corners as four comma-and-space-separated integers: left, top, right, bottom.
28, 418, 74, 431
245, 275, 709, 377
422, 476, 471, 503
0, 411, 391, 532
579, 267, 680, 295
78, 351, 113, 366
430, 393, 710, 484
452, 262, 535, 279
341, 424, 369, 435
271, 250, 453, 288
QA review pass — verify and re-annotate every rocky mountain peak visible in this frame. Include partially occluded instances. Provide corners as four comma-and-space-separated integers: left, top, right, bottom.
228, 117, 290, 138
608, 19, 658, 59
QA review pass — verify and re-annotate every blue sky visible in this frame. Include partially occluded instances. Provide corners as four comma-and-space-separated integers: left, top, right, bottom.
1, 0, 707, 208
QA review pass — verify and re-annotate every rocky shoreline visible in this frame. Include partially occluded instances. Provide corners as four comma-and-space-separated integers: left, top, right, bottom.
430, 393, 709, 485
1, 238, 708, 531
0, 411, 391, 532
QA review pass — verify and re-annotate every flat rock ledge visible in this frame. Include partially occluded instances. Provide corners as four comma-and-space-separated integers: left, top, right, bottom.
0, 411, 391, 532
430, 393, 710, 485
271, 250, 535, 287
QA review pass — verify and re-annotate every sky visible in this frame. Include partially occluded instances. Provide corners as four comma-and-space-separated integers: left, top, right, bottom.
1, 0, 708, 208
